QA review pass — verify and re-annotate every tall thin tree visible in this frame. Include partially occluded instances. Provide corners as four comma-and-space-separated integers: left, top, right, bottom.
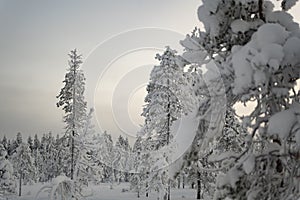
57, 49, 87, 180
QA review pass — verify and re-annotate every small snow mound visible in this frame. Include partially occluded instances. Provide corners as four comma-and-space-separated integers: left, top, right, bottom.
52, 175, 71, 185
267, 104, 300, 140
256, 23, 289, 46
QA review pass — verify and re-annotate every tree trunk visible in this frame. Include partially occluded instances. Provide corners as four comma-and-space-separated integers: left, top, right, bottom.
71, 60, 77, 180
258, 0, 265, 21
70, 130, 75, 180
19, 172, 22, 196
146, 180, 149, 197
196, 171, 201, 199
178, 176, 180, 189
168, 180, 170, 200
182, 176, 185, 189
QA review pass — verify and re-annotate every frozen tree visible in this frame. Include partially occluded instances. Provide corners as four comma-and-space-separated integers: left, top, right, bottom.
37, 133, 57, 182
16, 132, 22, 146
7, 140, 18, 156
114, 135, 131, 182
74, 108, 99, 192
140, 46, 198, 200
31, 133, 42, 181
91, 132, 117, 187
32, 134, 40, 151
142, 47, 196, 145
0, 144, 15, 197
11, 143, 35, 196
57, 49, 87, 180
1, 136, 8, 151
179, 0, 300, 199
130, 136, 144, 198
27, 136, 33, 152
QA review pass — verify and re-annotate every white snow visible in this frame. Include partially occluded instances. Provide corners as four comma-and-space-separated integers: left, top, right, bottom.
231, 19, 251, 33
231, 23, 300, 95
256, 23, 289, 46
171, 110, 199, 164
295, 130, 300, 147
182, 50, 208, 64
11, 183, 201, 200
242, 154, 255, 174
268, 109, 295, 139
283, 36, 300, 65
232, 45, 253, 94
180, 35, 201, 51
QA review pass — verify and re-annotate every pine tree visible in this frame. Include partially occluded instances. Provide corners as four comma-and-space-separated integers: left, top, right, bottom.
43, 132, 57, 181
11, 143, 35, 196
130, 136, 144, 198
8, 139, 18, 156
16, 132, 22, 146
74, 108, 96, 188
114, 135, 131, 183
33, 134, 40, 151
27, 136, 33, 152
0, 144, 15, 196
1, 135, 8, 151
102, 132, 116, 188
141, 47, 194, 200
57, 49, 87, 180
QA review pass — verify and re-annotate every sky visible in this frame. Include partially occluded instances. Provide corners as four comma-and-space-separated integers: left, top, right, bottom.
1, 1, 300, 142
0, 0, 200, 141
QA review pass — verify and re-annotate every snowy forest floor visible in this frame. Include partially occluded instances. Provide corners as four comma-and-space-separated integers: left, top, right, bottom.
10, 183, 200, 200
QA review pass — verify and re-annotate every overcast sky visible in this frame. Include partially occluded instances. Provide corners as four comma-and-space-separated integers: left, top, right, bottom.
1, 1, 300, 142
0, 0, 201, 140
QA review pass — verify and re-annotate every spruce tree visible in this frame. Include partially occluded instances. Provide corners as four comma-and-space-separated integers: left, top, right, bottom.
57, 49, 87, 180
0, 144, 15, 196
141, 47, 194, 200
11, 143, 35, 196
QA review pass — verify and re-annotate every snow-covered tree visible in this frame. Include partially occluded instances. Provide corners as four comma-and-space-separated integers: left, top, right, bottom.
91, 132, 118, 187
140, 47, 197, 200
74, 108, 98, 192
55, 135, 72, 179
114, 135, 131, 183
1, 136, 8, 151
0, 144, 15, 197
179, 0, 300, 199
32, 134, 40, 151
142, 47, 195, 147
11, 143, 35, 196
130, 136, 144, 198
57, 49, 87, 180
16, 132, 22, 146
27, 136, 33, 152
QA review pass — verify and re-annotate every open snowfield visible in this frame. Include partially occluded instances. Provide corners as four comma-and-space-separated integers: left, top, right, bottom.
7, 183, 197, 200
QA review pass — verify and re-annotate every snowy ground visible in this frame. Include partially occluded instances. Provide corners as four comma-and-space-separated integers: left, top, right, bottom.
9, 183, 198, 200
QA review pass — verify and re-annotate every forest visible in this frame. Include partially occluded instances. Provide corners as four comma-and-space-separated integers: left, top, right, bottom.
1, 0, 300, 199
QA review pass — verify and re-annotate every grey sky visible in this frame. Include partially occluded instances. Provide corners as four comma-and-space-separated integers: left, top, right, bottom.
0, 0, 200, 140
